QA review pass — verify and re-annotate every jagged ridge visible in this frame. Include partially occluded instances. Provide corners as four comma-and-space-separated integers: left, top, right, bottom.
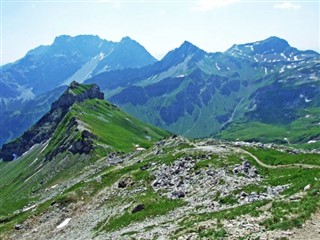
0, 82, 104, 161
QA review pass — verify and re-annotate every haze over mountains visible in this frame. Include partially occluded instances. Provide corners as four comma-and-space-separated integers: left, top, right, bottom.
1, 35, 319, 147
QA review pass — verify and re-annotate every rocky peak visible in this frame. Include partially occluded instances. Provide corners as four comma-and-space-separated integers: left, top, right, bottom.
226, 36, 290, 55
0, 82, 104, 162
161, 40, 206, 66
120, 36, 134, 43
253, 36, 290, 54
51, 81, 104, 111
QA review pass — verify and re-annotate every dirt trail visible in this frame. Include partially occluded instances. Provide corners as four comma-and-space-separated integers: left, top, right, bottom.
237, 148, 320, 169
292, 208, 320, 240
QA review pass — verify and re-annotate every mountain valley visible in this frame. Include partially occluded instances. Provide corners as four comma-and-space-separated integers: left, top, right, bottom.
0, 82, 319, 239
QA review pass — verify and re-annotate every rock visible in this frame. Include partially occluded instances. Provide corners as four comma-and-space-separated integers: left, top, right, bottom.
172, 190, 185, 198
140, 164, 150, 171
240, 191, 248, 197
118, 177, 134, 188
304, 184, 311, 191
152, 180, 160, 187
15, 224, 23, 230
155, 149, 163, 155
233, 166, 239, 174
243, 160, 251, 172
132, 204, 145, 213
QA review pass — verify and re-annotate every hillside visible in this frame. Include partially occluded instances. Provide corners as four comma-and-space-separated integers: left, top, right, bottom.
1, 135, 319, 239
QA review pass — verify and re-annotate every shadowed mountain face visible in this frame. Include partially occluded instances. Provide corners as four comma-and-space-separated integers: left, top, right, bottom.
85, 37, 319, 145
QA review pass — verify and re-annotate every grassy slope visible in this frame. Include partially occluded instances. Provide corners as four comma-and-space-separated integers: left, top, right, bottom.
218, 108, 320, 149
71, 99, 170, 152
1, 137, 319, 237
0, 97, 169, 232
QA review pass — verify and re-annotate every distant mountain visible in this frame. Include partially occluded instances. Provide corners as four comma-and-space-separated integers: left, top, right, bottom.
85, 36, 320, 146
0, 35, 156, 98
0, 35, 157, 146
0, 82, 169, 161
1, 36, 319, 147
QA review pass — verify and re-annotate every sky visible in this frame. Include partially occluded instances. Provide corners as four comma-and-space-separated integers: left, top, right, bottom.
0, 0, 319, 65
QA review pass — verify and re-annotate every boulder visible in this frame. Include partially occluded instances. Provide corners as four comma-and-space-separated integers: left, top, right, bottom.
132, 204, 145, 213
118, 177, 134, 188
15, 224, 23, 230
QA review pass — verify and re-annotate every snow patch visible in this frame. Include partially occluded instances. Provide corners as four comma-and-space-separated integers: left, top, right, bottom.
308, 140, 317, 144
177, 74, 186, 78
280, 53, 287, 60
99, 52, 105, 60
305, 97, 312, 103
215, 63, 221, 71
57, 218, 71, 229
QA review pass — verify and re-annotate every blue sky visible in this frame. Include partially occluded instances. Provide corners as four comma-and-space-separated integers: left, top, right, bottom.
1, 0, 319, 65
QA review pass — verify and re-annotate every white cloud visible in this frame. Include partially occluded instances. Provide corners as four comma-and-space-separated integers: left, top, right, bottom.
274, 2, 301, 10
195, 0, 240, 11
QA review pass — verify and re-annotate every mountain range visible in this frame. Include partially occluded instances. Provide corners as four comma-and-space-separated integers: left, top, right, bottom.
1, 35, 319, 148
86, 36, 320, 147
0, 35, 156, 146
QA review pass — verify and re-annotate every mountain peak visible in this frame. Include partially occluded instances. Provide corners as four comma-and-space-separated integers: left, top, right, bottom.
52, 81, 104, 110
249, 36, 290, 54
179, 40, 201, 52
52, 35, 103, 48
161, 40, 205, 64
226, 36, 291, 56
0, 82, 104, 161
120, 36, 133, 42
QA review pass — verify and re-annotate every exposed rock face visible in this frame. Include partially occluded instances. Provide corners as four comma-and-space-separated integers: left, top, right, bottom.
0, 82, 104, 161
51, 81, 104, 111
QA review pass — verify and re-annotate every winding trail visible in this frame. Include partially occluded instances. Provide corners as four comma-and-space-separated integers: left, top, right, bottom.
194, 144, 320, 169
237, 148, 320, 169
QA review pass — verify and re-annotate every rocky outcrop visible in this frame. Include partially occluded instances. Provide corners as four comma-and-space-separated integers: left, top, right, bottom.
51, 81, 104, 111
0, 82, 104, 161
